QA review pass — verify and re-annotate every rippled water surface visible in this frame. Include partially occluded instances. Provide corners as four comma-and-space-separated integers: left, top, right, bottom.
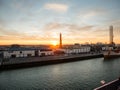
0, 58, 120, 90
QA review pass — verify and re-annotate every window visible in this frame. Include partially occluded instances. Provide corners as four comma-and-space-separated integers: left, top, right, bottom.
8, 51, 13, 53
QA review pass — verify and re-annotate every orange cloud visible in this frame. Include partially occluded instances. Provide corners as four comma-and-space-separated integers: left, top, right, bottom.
44, 3, 68, 12
0, 23, 120, 45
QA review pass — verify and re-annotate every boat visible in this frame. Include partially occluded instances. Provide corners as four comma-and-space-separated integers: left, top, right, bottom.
103, 49, 120, 59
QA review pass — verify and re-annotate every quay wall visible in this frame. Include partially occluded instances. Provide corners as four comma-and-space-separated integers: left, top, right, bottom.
0, 54, 103, 70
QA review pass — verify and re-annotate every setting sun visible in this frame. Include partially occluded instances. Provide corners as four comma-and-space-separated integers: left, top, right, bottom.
51, 41, 58, 46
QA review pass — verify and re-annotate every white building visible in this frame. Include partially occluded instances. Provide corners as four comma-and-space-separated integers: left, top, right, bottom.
59, 46, 91, 54
38, 49, 54, 56
2, 48, 54, 58
102, 46, 113, 51
3, 48, 35, 58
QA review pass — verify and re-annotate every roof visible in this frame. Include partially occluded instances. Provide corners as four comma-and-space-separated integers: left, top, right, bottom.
40, 49, 52, 51
4, 47, 35, 51
2, 47, 53, 51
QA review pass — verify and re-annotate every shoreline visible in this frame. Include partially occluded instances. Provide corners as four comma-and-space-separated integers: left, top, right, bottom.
0, 53, 103, 70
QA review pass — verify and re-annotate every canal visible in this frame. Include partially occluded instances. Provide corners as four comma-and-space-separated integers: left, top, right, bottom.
0, 57, 120, 90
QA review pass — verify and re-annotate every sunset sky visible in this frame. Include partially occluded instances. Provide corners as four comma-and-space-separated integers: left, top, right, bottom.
0, 0, 120, 45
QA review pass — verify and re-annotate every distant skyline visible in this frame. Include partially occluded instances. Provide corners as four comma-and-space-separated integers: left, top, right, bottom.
0, 0, 120, 45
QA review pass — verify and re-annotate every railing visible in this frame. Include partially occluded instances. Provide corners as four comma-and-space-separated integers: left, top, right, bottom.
94, 79, 119, 90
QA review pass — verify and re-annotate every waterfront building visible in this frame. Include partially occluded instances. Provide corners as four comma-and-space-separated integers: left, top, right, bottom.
2, 49, 54, 58
2, 47, 35, 58
64, 46, 91, 54
1, 45, 54, 58
102, 46, 113, 51
59, 45, 91, 54
38, 49, 54, 56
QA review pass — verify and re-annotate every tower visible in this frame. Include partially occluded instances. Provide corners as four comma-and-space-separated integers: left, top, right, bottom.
59, 33, 62, 48
109, 26, 114, 44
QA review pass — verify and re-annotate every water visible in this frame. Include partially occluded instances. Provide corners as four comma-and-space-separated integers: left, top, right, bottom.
0, 58, 120, 90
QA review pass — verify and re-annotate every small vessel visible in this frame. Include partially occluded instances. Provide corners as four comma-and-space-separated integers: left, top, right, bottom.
103, 49, 120, 59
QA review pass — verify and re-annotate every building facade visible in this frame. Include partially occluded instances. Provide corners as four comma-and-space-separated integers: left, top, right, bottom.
58, 46, 91, 54
1, 47, 54, 58
38, 49, 54, 56
3, 49, 35, 58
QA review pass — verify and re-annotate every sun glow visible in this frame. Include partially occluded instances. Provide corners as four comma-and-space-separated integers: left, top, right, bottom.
51, 41, 58, 46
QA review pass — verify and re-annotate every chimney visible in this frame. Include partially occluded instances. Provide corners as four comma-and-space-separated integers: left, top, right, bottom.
59, 33, 62, 48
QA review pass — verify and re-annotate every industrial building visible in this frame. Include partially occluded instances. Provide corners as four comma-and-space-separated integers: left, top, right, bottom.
0, 46, 54, 58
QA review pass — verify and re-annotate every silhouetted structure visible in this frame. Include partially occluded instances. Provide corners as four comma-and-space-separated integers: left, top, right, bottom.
59, 33, 62, 48
109, 26, 114, 44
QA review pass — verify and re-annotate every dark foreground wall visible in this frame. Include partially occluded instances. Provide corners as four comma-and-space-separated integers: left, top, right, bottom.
0, 54, 103, 70
94, 79, 120, 90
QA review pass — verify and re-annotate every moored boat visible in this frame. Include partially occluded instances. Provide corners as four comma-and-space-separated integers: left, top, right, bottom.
103, 49, 120, 59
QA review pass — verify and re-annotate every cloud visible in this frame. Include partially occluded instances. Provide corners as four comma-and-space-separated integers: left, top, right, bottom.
44, 22, 94, 31
0, 26, 58, 42
109, 20, 120, 27
45, 22, 63, 30
42, 22, 117, 44
0, 27, 21, 36
78, 8, 107, 20
10, 0, 34, 13
44, 3, 68, 12
42, 22, 95, 40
